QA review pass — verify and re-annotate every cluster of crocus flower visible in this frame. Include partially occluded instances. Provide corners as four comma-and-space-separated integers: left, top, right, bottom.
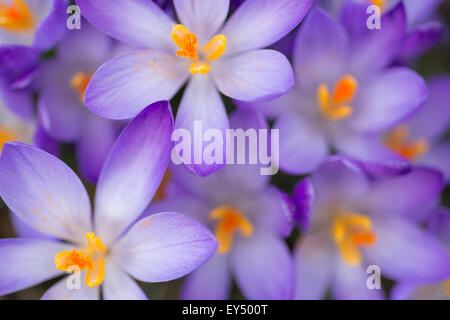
0, 0, 449, 301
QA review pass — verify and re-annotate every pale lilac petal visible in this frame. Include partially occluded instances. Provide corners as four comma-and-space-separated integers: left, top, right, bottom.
85, 50, 188, 120
10, 213, 54, 240
403, 0, 443, 25
75, 0, 175, 49
366, 218, 450, 283
293, 233, 334, 300
275, 113, 328, 175
0, 143, 92, 243
422, 143, 450, 182
41, 276, 100, 300
212, 49, 294, 102
294, 8, 348, 90
94, 101, 173, 244
332, 259, 384, 300
0, 238, 72, 295
32, 0, 67, 50
366, 167, 443, 222
102, 263, 147, 300
399, 22, 443, 60
351, 68, 427, 132
230, 231, 294, 300
114, 213, 217, 283
173, 0, 229, 44
221, 0, 312, 54
175, 76, 228, 176
180, 253, 231, 300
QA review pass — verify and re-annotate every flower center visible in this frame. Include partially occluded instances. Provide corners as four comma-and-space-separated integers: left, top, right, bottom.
332, 213, 376, 266
55, 233, 107, 288
154, 170, 171, 201
0, 0, 35, 32
209, 205, 253, 254
171, 24, 227, 75
383, 124, 429, 161
317, 75, 357, 121
366, 0, 386, 11
0, 126, 18, 152
70, 72, 93, 104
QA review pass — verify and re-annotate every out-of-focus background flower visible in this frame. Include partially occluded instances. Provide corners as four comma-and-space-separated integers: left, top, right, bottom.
1, 0, 449, 299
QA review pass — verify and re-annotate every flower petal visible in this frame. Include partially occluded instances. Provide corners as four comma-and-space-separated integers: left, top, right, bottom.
230, 231, 294, 300
0, 142, 92, 243
85, 50, 188, 120
75, 0, 175, 49
41, 275, 100, 300
399, 22, 443, 60
221, 0, 312, 54
102, 263, 147, 300
173, 0, 229, 44
351, 67, 427, 132
212, 49, 294, 102
180, 253, 231, 300
113, 213, 217, 283
174, 76, 228, 176
422, 142, 450, 183
0, 238, 71, 295
32, 0, 67, 50
366, 218, 450, 283
94, 101, 174, 244
274, 113, 328, 175
293, 233, 334, 300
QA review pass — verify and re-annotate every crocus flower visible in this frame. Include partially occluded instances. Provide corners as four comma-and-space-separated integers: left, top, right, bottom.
241, 6, 427, 174
381, 76, 450, 181
391, 208, 450, 300
292, 157, 450, 300
145, 109, 294, 300
0, 101, 217, 300
76, 0, 312, 176
36, 22, 125, 183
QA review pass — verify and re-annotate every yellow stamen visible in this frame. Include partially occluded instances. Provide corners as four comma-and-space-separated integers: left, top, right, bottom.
367, 0, 386, 11
384, 124, 429, 161
332, 213, 376, 266
318, 75, 357, 121
70, 72, 93, 104
202, 34, 227, 61
210, 206, 253, 254
171, 24, 198, 60
0, 0, 35, 32
0, 126, 18, 152
154, 170, 171, 201
189, 60, 211, 75
55, 233, 106, 288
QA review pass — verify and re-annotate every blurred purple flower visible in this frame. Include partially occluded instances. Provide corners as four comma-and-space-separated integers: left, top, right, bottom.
0, 101, 217, 300
76, 0, 312, 176
240, 6, 428, 175
292, 157, 450, 299
145, 109, 294, 300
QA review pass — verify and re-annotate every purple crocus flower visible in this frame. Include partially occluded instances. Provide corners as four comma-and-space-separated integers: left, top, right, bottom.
292, 157, 450, 300
146, 109, 294, 300
381, 76, 450, 181
76, 0, 312, 176
0, 101, 217, 300
391, 208, 450, 300
36, 22, 126, 183
241, 6, 427, 175
0, 98, 34, 151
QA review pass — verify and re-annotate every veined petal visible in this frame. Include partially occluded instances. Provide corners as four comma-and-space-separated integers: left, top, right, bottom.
230, 231, 294, 300
221, 0, 312, 54
41, 275, 100, 300
75, 0, 175, 49
175, 76, 228, 176
0, 238, 72, 296
212, 49, 294, 102
85, 50, 188, 120
102, 263, 147, 300
113, 213, 217, 283
180, 253, 231, 300
351, 68, 427, 132
94, 101, 173, 245
173, 0, 229, 44
32, 0, 67, 50
0, 143, 92, 243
